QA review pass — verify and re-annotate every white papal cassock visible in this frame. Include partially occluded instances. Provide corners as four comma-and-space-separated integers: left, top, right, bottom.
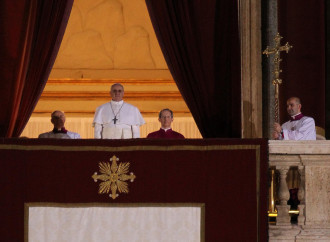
93, 100, 145, 139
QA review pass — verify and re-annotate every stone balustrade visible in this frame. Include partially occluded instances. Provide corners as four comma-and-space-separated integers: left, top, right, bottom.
269, 140, 330, 241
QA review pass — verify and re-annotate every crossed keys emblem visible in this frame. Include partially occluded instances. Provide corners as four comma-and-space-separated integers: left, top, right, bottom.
92, 155, 136, 199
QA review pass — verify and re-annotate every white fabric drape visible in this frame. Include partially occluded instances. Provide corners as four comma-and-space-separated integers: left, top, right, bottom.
28, 206, 201, 242
21, 116, 202, 139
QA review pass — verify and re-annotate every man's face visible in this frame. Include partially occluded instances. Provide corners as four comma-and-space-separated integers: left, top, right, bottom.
159, 110, 173, 129
110, 85, 124, 102
287, 98, 301, 116
51, 111, 65, 129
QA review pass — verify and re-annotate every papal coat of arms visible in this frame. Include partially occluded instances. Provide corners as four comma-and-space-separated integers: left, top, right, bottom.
92, 155, 136, 199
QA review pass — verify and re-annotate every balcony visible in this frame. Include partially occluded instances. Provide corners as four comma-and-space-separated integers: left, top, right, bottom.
269, 140, 330, 241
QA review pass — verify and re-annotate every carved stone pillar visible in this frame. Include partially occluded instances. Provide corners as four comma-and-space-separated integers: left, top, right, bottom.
297, 165, 305, 225
269, 141, 330, 241
276, 166, 291, 225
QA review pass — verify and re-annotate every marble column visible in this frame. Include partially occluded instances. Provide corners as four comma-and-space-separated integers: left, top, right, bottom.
276, 166, 291, 225
262, 0, 278, 138
297, 165, 305, 225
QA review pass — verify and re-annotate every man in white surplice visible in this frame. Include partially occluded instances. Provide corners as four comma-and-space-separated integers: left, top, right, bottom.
93, 83, 145, 139
273, 97, 316, 140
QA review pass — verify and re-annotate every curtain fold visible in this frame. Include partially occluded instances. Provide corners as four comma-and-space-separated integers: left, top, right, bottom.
0, 0, 73, 137
145, 0, 241, 138
278, 0, 325, 128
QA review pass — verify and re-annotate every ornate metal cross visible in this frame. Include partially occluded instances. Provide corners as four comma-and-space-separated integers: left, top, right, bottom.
263, 33, 293, 123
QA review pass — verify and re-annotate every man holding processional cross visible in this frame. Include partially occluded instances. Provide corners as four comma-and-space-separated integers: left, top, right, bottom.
93, 83, 145, 139
264, 33, 315, 140
272, 97, 316, 140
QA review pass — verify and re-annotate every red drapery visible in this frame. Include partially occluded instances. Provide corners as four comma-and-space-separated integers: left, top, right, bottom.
277, 1, 325, 128
0, 138, 268, 241
145, 0, 241, 138
0, 0, 73, 137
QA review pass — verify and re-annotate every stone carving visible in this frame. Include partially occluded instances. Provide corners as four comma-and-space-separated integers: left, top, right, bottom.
53, 0, 157, 70
269, 141, 330, 241
114, 26, 155, 69
85, 0, 125, 57
56, 31, 113, 69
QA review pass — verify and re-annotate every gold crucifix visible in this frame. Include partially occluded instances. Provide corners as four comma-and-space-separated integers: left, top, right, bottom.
263, 33, 293, 123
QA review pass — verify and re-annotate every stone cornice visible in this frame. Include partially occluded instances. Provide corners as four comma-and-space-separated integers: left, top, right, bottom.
47, 79, 176, 85
269, 155, 301, 167
40, 91, 183, 101
269, 140, 330, 154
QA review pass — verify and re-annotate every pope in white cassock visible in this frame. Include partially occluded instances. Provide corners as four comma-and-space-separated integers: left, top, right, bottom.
93, 83, 145, 139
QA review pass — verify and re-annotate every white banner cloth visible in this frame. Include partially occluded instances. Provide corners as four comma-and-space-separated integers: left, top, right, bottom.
28, 206, 201, 242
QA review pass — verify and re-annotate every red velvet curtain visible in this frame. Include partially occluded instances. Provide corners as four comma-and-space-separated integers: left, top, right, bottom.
0, 0, 73, 137
145, 0, 241, 138
277, 1, 325, 128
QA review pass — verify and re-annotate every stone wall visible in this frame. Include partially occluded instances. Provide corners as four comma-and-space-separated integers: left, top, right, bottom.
50, 0, 169, 79
269, 141, 330, 241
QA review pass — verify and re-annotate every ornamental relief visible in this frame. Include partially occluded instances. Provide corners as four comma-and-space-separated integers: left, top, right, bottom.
53, 0, 166, 71
92, 155, 136, 199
